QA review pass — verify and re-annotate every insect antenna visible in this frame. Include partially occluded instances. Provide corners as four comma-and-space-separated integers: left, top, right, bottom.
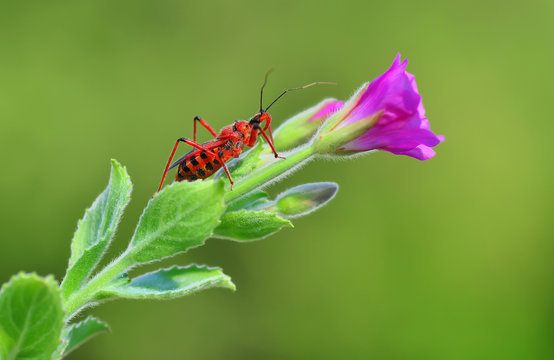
260, 69, 274, 113
264, 81, 336, 112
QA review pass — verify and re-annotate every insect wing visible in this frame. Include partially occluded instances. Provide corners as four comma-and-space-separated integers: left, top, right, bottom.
168, 139, 220, 170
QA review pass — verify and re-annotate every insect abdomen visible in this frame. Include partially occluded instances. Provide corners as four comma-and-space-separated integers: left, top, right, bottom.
176, 151, 222, 181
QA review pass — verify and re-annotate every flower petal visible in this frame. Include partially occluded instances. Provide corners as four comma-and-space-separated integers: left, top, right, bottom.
341, 127, 442, 152
340, 55, 419, 127
387, 144, 438, 160
310, 101, 344, 121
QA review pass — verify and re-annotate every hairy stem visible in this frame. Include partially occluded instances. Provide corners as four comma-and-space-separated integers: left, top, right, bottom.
63, 251, 134, 317
225, 145, 316, 203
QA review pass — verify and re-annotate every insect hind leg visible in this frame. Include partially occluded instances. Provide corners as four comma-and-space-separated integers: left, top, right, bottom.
156, 137, 218, 194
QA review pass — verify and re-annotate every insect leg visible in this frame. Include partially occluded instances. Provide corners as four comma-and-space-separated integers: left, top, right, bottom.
193, 116, 218, 142
157, 138, 218, 193
216, 152, 235, 190
254, 124, 284, 159
267, 125, 275, 145
200, 139, 237, 189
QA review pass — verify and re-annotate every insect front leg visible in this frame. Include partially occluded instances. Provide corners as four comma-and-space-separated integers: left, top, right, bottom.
193, 115, 218, 142
254, 124, 285, 159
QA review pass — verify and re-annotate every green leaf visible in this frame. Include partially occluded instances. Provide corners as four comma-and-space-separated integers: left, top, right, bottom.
225, 190, 269, 212
227, 142, 263, 179
0, 273, 64, 360
97, 265, 234, 300
127, 180, 226, 264
61, 159, 132, 299
54, 316, 109, 358
214, 209, 292, 241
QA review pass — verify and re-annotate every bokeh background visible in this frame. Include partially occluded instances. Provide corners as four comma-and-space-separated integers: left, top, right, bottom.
1, 0, 553, 359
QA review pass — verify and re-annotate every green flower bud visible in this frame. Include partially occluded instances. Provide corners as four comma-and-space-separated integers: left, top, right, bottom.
272, 182, 338, 218
272, 98, 343, 152
314, 110, 383, 154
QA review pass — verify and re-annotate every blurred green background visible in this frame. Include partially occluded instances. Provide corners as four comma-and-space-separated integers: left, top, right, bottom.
1, 0, 553, 359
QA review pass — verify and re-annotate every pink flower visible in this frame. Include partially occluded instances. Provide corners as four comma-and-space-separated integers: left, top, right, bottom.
320, 54, 444, 160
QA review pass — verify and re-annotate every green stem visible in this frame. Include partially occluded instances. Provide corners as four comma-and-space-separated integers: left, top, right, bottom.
225, 145, 316, 203
64, 144, 315, 316
63, 250, 134, 317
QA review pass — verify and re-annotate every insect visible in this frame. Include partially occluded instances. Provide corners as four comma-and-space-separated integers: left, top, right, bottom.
157, 72, 334, 192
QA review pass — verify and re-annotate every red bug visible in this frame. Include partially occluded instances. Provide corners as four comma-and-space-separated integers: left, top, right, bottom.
157, 72, 333, 192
